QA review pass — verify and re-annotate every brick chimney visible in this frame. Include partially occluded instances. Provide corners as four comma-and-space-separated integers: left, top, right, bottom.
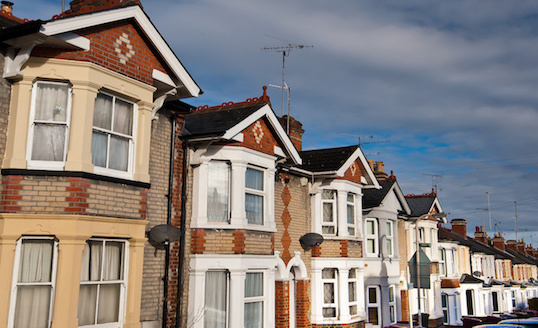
367, 159, 374, 171
474, 226, 488, 244
1, 1, 13, 13
516, 240, 526, 253
492, 232, 505, 251
533, 248, 538, 258
525, 245, 534, 257
279, 115, 304, 151
451, 218, 467, 238
506, 240, 517, 252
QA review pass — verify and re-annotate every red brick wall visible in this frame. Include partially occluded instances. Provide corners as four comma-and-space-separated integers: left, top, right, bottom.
231, 118, 278, 156
337, 159, 363, 184
296, 280, 311, 328
32, 21, 167, 85
276, 281, 290, 328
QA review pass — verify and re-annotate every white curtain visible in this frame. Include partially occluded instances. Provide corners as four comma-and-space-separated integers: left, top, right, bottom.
109, 136, 129, 171
93, 93, 112, 130
78, 241, 123, 326
31, 83, 68, 161
14, 240, 54, 328
91, 132, 108, 168
244, 273, 263, 328
204, 271, 227, 328
113, 99, 132, 136
207, 161, 230, 222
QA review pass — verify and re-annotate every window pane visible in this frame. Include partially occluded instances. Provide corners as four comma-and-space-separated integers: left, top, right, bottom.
244, 302, 263, 328
348, 269, 356, 279
14, 285, 51, 328
321, 190, 334, 199
93, 93, 113, 130
367, 239, 375, 254
97, 284, 120, 324
323, 308, 336, 318
348, 281, 356, 302
366, 220, 375, 234
246, 193, 263, 225
323, 203, 334, 223
18, 239, 54, 283
368, 287, 377, 303
103, 241, 124, 281
78, 285, 97, 326
109, 136, 129, 171
205, 271, 227, 328
35, 82, 68, 122
322, 226, 335, 234
347, 193, 354, 202
207, 161, 229, 222
245, 168, 263, 191
389, 286, 395, 302
91, 131, 108, 168
80, 241, 103, 282
347, 204, 354, 224
323, 283, 335, 303
322, 268, 335, 279
386, 239, 393, 255
386, 222, 393, 237
245, 273, 263, 297
390, 305, 396, 323
368, 307, 379, 324
113, 99, 133, 136
348, 227, 355, 236
350, 305, 358, 315
32, 124, 66, 161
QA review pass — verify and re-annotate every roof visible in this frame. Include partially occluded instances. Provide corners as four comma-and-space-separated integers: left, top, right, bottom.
460, 273, 485, 284
299, 145, 358, 172
0, 5, 201, 98
181, 96, 302, 165
406, 195, 436, 217
363, 180, 394, 209
438, 226, 516, 262
505, 248, 538, 267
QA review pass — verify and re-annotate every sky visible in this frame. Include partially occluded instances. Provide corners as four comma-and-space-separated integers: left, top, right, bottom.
14, 0, 538, 244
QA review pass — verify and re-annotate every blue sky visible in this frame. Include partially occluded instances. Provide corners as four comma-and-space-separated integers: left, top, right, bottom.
14, 0, 538, 243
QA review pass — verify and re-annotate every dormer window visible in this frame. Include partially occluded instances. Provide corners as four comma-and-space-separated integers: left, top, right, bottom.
27, 81, 72, 169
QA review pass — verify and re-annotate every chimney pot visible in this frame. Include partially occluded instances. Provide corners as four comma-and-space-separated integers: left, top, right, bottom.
1, 1, 13, 13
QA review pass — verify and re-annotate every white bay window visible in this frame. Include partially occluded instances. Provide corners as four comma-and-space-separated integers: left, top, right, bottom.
207, 161, 231, 223
245, 168, 264, 225
365, 219, 378, 257
27, 81, 71, 169
9, 237, 58, 328
244, 272, 264, 328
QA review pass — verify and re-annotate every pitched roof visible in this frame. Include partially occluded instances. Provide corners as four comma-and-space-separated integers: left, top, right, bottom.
460, 273, 485, 284
505, 248, 538, 266
406, 195, 436, 217
438, 226, 516, 262
299, 145, 358, 172
363, 180, 395, 209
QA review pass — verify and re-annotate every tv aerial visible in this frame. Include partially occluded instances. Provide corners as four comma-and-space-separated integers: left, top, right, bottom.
262, 34, 312, 117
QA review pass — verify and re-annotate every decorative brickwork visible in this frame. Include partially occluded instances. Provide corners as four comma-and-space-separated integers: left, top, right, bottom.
340, 240, 349, 257
401, 289, 409, 323
0, 175, 22, 212
312, 239, 362, 258
65, 177, 89, 214
32, 21, 167, 85
312, 245, 321, 257
296, 280, 311, 328
231, 117, 279, 157
336, 159, 363, 184
233, 229, 246, 254
280, 173, 292, 264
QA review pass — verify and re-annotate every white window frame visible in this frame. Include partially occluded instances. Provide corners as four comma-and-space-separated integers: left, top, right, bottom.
188, 254, 276, 328
8, 236, 59, 328
27, 80, 72, 170
245, 166, 266, 226
207, 160, 231, 223
244, 271, 265, 328
78, 238, 129, 328
366, 286, 381, 327
347, 193, 356, 237
438, 248, 446, 276
386, 221, 394, 257
321, 190, 337, 236
92, 91, 137, 180
322, 268, 338, 318
204, 270, 229, 327
388, 285, 396, 324
419, 288, 427, 314
441, 293, 449, 324
365, 218, 378, 257
190, 146, 276, 232
348, 269, 359, 317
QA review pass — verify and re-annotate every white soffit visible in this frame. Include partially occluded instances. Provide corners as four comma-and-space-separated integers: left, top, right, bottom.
40, 6, 200, 97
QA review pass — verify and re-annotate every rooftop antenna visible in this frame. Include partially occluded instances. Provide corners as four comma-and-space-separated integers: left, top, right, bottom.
514, 201, 519, 240
341, 134, 373, 146
423, 173, 443, 194
62, 0, 65, 13
262, 34, 312, 117
486, 192, 492, 231
268, 83, 291, 134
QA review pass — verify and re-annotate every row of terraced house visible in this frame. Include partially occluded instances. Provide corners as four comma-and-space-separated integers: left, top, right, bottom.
0, 1, 538, 328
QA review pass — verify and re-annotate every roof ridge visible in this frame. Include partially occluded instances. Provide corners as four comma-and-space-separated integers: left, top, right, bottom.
195, 86, 270, 112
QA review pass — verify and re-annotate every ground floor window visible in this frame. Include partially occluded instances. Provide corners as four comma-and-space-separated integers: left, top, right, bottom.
492, 291, 499, 312
322, 268, 338, 318
441, 294, 449, 324
367, 286, 380, 326
9, 237, 58, 328
348, 269, 359, 316
204, 271, 228, 328
389, 285, 396, 324
466, 290, 474, 315
244, 272, 264, 328
77, 238, 128, 327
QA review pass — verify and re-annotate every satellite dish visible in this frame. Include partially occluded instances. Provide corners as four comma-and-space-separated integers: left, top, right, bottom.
149, 224, 181, 244
299, 233, 324, 247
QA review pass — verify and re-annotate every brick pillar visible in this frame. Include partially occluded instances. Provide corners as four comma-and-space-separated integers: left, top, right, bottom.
401, 289, 410, 323
275, 281, 290, 328
296, 280, 311, 328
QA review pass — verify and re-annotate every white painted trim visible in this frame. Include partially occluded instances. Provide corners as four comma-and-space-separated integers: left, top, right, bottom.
286, 252, 308, 281
336, 146, 380, 189
40, 6, 200, 98
55, 32, 90, 50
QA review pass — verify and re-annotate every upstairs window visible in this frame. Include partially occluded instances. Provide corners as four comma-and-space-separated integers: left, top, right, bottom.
9, 237, 58, 328
92, 92, 135, 177
439, 249, 446, 276
245, 167, 264, 225
386, 221, 394, 257
28, 81, 71, 168
347, 193, 356, 236
365, 219, 379, 257
207, 161, 230, 223
321, 190, 337, 235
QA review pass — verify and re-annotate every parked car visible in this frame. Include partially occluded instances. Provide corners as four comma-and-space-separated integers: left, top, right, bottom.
499, 318, 538, 328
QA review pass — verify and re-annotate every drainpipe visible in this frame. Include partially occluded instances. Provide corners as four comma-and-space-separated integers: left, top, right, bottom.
176, 135, 188, 328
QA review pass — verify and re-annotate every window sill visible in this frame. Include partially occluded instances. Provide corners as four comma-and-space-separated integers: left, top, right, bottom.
321, 235, 363, 241
190, 221, 277, 233
1, 168, 150, 188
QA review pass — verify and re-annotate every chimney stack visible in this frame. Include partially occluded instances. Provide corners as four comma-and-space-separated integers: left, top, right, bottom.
474, 226, 488, 244
492, 232, 506, 251
506, 240, 517, 252
278, 115, 304, 151
516, 240, 526, 253
451, 218, 467, 238
374, 161, 385, 173
367, 159, 374, 171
